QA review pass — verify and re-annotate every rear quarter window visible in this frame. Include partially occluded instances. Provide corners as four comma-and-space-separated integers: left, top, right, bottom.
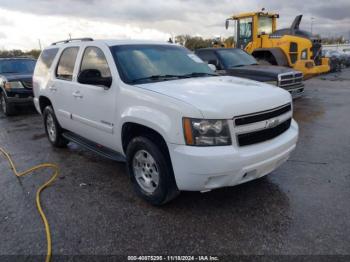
34, 48, 59, 77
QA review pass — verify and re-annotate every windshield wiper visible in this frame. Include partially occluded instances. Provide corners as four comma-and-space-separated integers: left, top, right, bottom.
230, 64, 246, 68
131, 74, 182, 83
178, 72, 218, 78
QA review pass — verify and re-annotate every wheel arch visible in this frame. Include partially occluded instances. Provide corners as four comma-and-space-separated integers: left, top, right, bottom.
38, 96, 53, 114
252, 48, 289, 66
121, 122, 170, 156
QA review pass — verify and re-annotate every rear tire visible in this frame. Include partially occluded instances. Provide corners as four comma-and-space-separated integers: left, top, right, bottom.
43, 106, 68, 148
126, 136, 179, 205
0, 93, 16, 116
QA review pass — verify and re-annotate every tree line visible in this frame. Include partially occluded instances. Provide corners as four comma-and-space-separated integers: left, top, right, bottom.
173, 35, 235, 50
0, 49, 41, 59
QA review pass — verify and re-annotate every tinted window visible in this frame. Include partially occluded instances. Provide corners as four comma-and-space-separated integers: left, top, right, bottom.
216, 49, 258, 69
56, 47, 79, 81
80, 47, 111, 77
110, 45, 214, 84
0, 59, 36, 74
34, 48, 59, 77
196, 51, 218, 63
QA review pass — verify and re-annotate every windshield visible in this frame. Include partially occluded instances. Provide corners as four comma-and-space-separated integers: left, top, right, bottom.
0, 59, 36, 74
110, 44, 215, 84
217, 49, 258, 68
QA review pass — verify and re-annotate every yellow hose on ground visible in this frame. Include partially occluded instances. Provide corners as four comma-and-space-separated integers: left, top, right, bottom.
0, 147, 59, 262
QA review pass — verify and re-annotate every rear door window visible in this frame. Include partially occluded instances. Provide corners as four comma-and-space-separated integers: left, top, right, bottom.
56, 47, 79, 81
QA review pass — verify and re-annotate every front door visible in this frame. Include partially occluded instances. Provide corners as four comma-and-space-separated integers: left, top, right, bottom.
70, 45, 117, 148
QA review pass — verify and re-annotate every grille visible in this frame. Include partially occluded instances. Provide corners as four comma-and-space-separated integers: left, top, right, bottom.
237, 119, 292, 146
235, 104, 291, 126
21, 80, 33, 89
278, 72, 303, 88
289, 42, 298, 52
234, 103, 292, 147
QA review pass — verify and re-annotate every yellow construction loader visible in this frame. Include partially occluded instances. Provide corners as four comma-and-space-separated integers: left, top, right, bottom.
225, 10, 330, 77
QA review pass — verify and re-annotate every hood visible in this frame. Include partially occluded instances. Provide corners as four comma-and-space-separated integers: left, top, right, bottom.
136, 76, 291, 119
226, 65, 298, 79
1, 72, 33, 82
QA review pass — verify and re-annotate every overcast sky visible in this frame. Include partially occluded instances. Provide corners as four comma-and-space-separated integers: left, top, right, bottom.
0, 0, 349, 50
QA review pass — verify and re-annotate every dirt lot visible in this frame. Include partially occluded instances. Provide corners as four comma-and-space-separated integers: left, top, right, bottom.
1, 69, 350, 261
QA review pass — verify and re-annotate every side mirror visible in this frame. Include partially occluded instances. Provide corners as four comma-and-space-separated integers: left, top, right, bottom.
78, 69, 112, 89
225, 19, 230, 30
208, 64, 217, 71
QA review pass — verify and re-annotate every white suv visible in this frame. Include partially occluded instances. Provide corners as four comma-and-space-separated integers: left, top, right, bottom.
33, 38, 298, 205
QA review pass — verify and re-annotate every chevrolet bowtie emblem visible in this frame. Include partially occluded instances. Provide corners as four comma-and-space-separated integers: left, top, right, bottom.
265, 119, 280, 128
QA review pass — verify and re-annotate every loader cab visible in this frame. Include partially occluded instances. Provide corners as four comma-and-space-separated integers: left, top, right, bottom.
226, 12, 278, 49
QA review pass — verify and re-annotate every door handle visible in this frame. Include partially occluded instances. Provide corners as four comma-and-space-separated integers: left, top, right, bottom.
48, 86, 57, 92
72, 91, 83, 98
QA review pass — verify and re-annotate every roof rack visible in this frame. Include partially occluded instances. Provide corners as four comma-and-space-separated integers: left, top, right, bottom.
51, 38, 94, 46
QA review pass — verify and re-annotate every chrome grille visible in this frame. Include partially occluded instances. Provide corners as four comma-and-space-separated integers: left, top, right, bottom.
278, 72, 303, 88
233, 103, 292, 147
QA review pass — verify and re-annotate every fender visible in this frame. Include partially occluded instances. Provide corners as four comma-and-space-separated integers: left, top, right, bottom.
252, 48, 289, 66
120, 105, 178, 145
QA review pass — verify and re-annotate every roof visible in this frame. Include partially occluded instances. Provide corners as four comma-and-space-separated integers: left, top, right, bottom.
48, 38, 173, 48
195, 48, 239, 52
229, 11, 279, 20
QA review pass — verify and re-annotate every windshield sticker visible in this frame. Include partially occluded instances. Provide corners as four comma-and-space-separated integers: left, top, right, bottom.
188, 54, 204, 63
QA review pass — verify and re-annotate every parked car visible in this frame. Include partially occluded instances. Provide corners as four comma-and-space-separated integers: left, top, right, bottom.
195, 48, 304, 98
339, 50, 350, 67
322, 50, 342, 72
0, 57, 36, 116
33, 39, 298, 205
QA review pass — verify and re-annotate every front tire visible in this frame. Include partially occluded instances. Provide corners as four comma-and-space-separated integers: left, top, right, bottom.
0, 94, 16, 116
43, 106, 68, 148
126, 137, 179, 205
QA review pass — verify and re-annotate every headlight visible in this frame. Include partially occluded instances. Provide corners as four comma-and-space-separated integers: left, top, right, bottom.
301, 49, 308, 60
183, 118, 231, 146
5, 81, 24, 90
264, 80, 277, 86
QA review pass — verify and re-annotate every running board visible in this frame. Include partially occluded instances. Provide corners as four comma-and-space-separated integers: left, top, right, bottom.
62, 132, 126, 162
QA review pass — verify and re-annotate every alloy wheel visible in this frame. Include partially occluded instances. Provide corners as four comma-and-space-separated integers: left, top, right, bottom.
132, 149, 160, 194
46, 114, 57, 142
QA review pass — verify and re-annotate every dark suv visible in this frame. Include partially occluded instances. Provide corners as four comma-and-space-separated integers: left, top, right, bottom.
195, 48, 304, 98
0, 57, 36, 116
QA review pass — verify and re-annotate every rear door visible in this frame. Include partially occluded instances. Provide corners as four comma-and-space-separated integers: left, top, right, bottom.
50, 46, 80, 131
70, 44, 117, 147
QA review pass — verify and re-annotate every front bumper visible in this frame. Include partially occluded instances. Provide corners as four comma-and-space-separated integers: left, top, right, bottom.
5, 89, 34, 104
6, 96, 33, 104
169, 119, 298, 191
284, 84, 304, 99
